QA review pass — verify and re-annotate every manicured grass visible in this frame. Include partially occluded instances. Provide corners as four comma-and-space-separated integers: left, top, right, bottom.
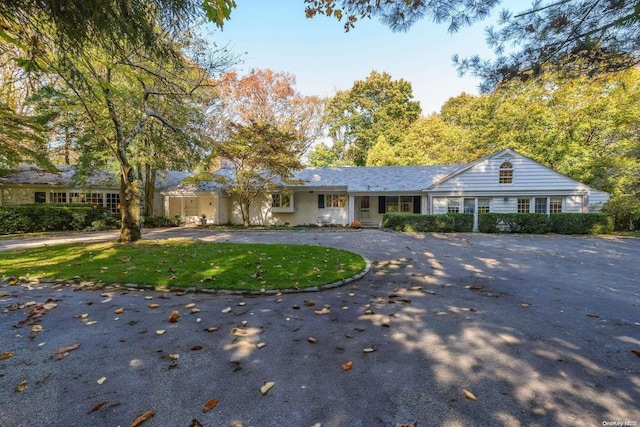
0, 239, 367, 291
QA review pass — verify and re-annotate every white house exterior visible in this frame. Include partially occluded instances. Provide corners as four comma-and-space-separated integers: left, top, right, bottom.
161, 149, 610, 227
0, 150, 610, 229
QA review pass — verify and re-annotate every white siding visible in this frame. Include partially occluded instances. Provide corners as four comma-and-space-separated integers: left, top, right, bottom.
432, 197, 448, 215
566, 195, 584, 213
588, 190, 610, 211
431, 153, 594, 194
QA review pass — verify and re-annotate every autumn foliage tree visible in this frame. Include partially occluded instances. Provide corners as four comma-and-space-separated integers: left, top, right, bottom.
211, 121, 303, 226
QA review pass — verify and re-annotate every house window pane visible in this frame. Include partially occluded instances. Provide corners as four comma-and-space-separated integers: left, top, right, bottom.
517, 198, 530, 213
550, 197, 563, 213
50, 192, 67, 203
69, 192, 87, 204
360, 196, 370, 209
477, 198, 490, 214
386, 196, 399, 213
535, 197, 547, 213
400, 196, 413, 213
106, 193, 120, 213
88, 193, 104, 205
271, 194, 290, 208
499, 162, 513, 184
447, 198, 460, 213
325, 194, 346, 208
35, 192, 46, 203
463, 198, 475, 214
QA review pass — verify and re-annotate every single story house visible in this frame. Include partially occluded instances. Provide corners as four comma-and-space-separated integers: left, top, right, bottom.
0, 149, 610, 230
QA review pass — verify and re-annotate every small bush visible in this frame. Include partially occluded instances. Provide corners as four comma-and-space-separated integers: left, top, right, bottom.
0, 205, 108, 234
143, 215, 174, 228
478, 213, 548, 234
548, 213, 613, 234
602, 195, 640, 231
382, 213, 473, 232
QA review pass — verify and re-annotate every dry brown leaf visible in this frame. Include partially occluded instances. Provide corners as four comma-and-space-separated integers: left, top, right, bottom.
97, 377, 106, 385
189, 419, 204, 427
631, 349, 640, 358
88, 401, 107, 414
0, 291, 9, 297
395, 423, 417, 427
185, 303, 196, 309
148, 304, 159, 309
304, 300, 315, 307
130, 410, 155, 427
307, 337, 317, 344
191, 344, 203, 351
168, 310, 180, 323
586, 313, 600, 318
191, 308, 201, 314
1, 351, 14, 360
256, 342, 266, 349
155, 330, 166, 335
260, 381, 275, 395
169, 354, 180, 360
202, 398, 219, 413
205, 327, 219, 333
314, 307, 330, 315
16, 380, 27, 392
463, 389, 477, 400
341, 360, 353, 371
363, 347, 375, 353
31, 325, 43, 332
55, 343, 80, 355
115, 308, 124, 314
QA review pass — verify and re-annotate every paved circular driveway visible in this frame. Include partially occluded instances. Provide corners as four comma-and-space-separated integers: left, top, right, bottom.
1, 229, 639, 427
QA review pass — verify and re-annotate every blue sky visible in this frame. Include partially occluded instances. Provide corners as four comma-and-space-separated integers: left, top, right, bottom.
208, 1, 516, 114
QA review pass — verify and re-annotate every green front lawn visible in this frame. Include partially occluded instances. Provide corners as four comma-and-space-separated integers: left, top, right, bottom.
0, 239, 367, 291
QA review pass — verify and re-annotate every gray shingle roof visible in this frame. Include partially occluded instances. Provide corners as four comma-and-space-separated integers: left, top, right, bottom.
2, 163, 466, 194
293, 165, 463, 192
0, 164, 118, 187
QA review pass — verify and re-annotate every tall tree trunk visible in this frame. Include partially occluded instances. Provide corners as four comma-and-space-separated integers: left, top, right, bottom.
241, 199, 251, 227
144, 165, 156, 216
119, 165, 142, 242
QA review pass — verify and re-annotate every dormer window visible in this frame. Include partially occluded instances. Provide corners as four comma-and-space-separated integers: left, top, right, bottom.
499, 161, 513, 184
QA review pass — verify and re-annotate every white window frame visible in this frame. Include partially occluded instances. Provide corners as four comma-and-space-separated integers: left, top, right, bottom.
326, 194, 346, 209
270, 192, 294, 212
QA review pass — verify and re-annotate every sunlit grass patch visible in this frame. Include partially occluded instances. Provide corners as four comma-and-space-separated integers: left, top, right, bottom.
0, 239, 367, 291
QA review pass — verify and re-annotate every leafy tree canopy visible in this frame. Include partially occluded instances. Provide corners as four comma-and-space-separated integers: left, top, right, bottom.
323, 70, 421, 166
305, 0, 640, 90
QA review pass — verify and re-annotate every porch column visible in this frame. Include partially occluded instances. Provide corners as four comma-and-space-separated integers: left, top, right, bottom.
348, 194, 355, 224
473, 198, 479, 232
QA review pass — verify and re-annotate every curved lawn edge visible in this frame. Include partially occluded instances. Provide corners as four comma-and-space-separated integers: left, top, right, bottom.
1, 258, 371, 296
98, 257, 372, 295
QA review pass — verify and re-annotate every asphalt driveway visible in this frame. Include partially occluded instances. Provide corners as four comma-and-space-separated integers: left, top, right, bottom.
1, 229, 639, 427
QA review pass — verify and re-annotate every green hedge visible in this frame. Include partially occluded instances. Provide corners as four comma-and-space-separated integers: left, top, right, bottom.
383, 212, 613, 235
548, 213, 613, 234
478, 213, 549, 234
0, 205, 112, 234
382, 213, 474, 232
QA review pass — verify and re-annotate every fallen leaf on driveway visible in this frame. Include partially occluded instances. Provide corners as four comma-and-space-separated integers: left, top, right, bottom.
130, 410, 155, 427
16, 380, 27, 392
307, 337, 317, 344
189, 418, 204, 427
115, 308, 124, 314
314, 307, 330, 315
202, 399, 219, 413
88, 401, 107, 414
155, 330, 166, 335
148, 304, 159, 309
341, 361, 353, 371
168, 310, 179, 323
205, 327, 219, 333
363, 347, 375, 353
55, 343, 80, 356
463, 389, 477, 400
304, 300, 315, 307
586, 313, 600, 318
191, 344, 203, 351
185, 303, 196, 309
31, 325, 42, 333
1, 351, 13, 360
261, 381, 275, 395
97, 377, 106, 385
631, 349, 640, 358
169, 354, 180, 360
